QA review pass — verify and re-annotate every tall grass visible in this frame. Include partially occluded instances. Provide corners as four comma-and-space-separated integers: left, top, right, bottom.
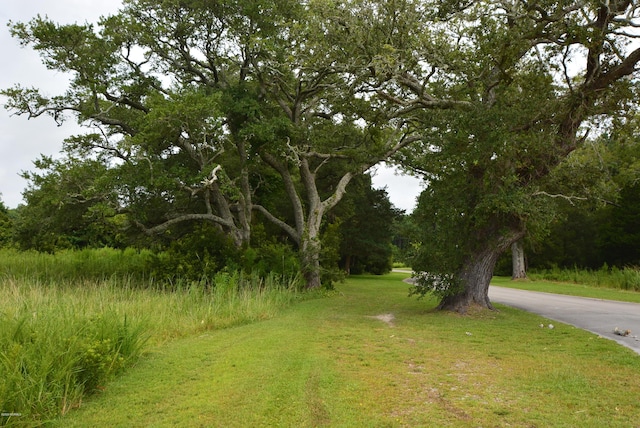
529, 264, 640, 291
0, 248, 302, 426
0, 247, 153, 283
0, 278, 148, 427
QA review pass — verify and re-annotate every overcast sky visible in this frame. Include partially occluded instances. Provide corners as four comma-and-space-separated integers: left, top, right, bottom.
0, 0, 422, 212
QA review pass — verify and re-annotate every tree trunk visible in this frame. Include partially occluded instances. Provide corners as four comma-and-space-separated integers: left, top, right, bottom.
438, 227, 525, 313
437, 246, 502, 312
344, 254, 352, 275
301, 234, 322, 289
511, 239, 527, 280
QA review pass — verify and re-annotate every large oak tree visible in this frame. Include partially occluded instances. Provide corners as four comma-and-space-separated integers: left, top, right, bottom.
399, 0, 640, 311
6, 0, 638, 298
2, 0, 418, 288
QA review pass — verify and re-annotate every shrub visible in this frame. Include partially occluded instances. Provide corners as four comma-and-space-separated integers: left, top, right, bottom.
241, 242, 300, 279
147, 224, 240, 285
408, 271, 462, 300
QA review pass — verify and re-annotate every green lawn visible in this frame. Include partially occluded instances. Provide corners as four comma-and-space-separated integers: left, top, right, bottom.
56, 273, 640, 427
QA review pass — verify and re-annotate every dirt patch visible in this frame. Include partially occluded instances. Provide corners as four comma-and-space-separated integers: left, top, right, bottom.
368, 313, 395, 327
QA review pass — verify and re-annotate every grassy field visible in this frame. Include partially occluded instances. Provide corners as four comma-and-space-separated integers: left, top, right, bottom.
55, 273, 640, 427
528, 265, 640, 291
0, 261, 301, 427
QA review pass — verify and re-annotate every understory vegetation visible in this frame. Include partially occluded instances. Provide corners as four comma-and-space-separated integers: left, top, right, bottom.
0, 247, 153, 283
0, 249, 302, 426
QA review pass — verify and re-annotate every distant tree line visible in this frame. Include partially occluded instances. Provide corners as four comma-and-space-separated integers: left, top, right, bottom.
0, 170, 400, 285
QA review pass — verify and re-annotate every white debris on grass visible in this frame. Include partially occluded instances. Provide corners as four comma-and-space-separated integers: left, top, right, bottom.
368, 313, 395, 327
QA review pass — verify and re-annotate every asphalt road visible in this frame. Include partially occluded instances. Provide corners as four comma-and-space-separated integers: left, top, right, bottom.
489, 286, 640, 355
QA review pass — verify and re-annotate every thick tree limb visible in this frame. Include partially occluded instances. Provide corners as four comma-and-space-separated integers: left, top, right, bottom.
135, 213, 233, 236
103, 92, 150, 113
259, 150, 306, 234
587, 47, 640, 91
90, 114, 138, 136
252, 205, 300, 244
321, 171, 354, 212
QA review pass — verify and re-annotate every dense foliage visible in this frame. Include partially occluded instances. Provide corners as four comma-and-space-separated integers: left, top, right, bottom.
2, 0, 419, 287
398, 1, 640, 311
0, 199, 11, 247
334, 174, 400, 275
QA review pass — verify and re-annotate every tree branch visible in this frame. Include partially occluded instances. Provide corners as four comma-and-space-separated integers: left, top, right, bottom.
252, 205, 300, 244
135, 213, 233, 235
587, 47, 640, 91
531, 191, 588, 205
259, 150, 306, 234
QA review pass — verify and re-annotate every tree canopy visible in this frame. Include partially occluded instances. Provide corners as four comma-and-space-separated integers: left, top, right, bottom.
395, 0, 640, 311
3, 0, 418, 287
3, 0, 640, 306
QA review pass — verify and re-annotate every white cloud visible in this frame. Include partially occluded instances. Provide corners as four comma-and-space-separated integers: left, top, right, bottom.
370, 163, 423, 213
0, 1, 123, 207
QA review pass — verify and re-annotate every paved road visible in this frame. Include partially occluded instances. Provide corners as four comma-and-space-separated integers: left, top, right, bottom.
489, 286, 640, 354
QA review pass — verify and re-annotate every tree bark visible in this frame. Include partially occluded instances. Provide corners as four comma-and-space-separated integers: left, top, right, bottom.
438, 227, 525, 313
437, 247, 501, 312
344, 254, 352, 275
301, 233, 322, 289
258, 151, 359, 289
511, 239, 527, 280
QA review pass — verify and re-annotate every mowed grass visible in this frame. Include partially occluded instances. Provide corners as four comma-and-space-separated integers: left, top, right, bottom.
57, 273, 640, 427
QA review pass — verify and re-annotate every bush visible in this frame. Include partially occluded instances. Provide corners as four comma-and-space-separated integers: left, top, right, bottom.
147, 225, 240, 285
241, 242, 300, 279
408, 271, 462, 300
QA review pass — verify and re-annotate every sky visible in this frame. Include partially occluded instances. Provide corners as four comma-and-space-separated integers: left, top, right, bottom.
0, 1, 423, 212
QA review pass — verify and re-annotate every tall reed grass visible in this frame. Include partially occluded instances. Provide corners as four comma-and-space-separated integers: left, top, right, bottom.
0, 247, 153, 283
0, 277, 148, 427
0, 249, 302, 426
529, 264, 640, 291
